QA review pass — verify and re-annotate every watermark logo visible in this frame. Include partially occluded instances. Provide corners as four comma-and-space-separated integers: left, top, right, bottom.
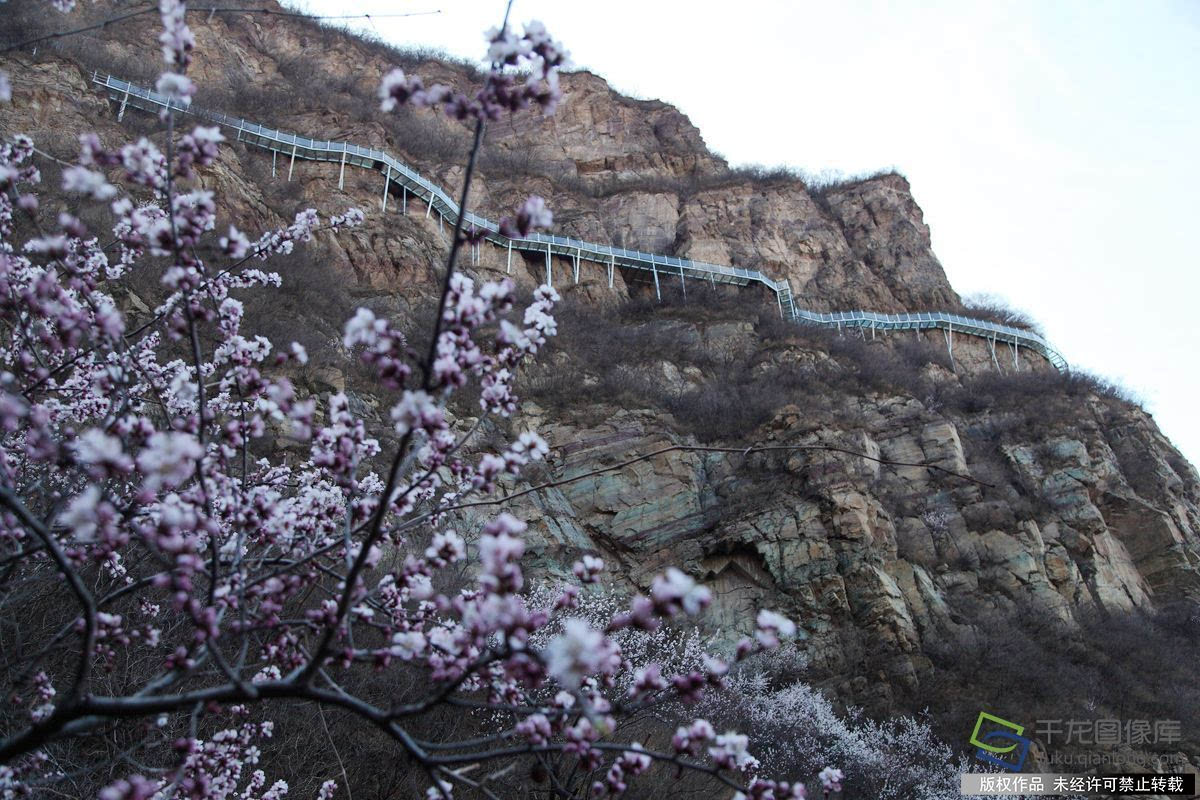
970, 712, 1032, 771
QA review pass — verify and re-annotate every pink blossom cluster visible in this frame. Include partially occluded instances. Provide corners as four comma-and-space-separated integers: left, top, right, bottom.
379, 20, 569, 122
498, 194, 554, 240
156, 0, 196, 106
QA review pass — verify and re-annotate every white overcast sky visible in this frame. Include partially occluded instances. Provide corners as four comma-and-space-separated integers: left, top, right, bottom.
285, 0, 1200, 466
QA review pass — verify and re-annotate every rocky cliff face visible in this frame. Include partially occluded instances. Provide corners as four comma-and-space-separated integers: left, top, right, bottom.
506, 309, 1200, 706
4, 0, 1198, 758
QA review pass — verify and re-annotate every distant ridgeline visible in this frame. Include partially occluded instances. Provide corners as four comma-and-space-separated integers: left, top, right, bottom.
94, 73, 1068, 372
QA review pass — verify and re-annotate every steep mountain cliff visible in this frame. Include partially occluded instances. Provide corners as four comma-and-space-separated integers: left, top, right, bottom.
4, 0, 1198, 777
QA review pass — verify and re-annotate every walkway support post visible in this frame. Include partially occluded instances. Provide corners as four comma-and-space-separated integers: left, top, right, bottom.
545, 243, 552, 285
608, 255, 615, 288
651, 259, 661, 301
507, 241, 513, 274
339, 144, 347, 190
272, 150, 277, 178
382, 165, 390, 212
944, 322, 956, 372
287, 145, 297, 181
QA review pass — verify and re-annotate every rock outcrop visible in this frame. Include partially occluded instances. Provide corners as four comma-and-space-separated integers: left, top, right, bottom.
494, 327, 1200, 710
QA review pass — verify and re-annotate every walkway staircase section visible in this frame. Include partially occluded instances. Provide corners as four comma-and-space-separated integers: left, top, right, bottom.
93, 73, 1068, 373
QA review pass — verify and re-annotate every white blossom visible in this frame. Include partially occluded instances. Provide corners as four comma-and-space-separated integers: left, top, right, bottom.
61, 166, 116, 200
57, 486, 103, 543
137, 431, 203, 491
544, 617, 618, 689
74, 428, 132, 474
818, 767, 844, 792
755, 609, 797, 649
652, 567, 712, 616
155, 71, 195, 105
390, 390, 445, 437
390, 630, 427, 660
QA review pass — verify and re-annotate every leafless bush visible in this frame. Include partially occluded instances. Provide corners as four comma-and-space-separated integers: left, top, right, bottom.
806, 168, 906, 198
962, 293, 1045, 336
667, 372, 808, 442
946, 370, 1136, 422
555, 165, 812, 202
0, 1, 59, 49
915, 602, 1200, 759
526, 292, 875, 441
241, 245, 356, 367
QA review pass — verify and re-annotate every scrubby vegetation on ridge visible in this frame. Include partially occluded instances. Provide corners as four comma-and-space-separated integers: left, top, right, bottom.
918, 602, 1200, 768
525, 286, 1136, 445
961, 293, 1046, 336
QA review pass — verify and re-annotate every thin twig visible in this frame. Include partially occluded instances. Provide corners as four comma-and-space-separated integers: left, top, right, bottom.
319, 704, 352, 800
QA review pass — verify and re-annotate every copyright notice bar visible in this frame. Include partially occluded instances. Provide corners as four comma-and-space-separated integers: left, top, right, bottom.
961, 773, 1196, 795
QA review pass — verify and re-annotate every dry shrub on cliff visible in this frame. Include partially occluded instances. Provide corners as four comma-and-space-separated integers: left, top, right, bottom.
823, 331, 952, 394
194, 75, 304, 129
668, 373, 810, 442
0, 3, 45, 46
532, 291, 1148, 518
236, 142, 309, 207
562, 163, 910, 206
3, 0, 163, 85
554, 164, 812, 203
918, 602, 1200, 762
528, 289, 835, 440
241, 245, 355, 366
948, 370, 1136, 421
961, 293, 1045, 336
801, 169, 913, 223
806, 168, 907, 198
529, 290, 981, 442
279, 12, 487, 83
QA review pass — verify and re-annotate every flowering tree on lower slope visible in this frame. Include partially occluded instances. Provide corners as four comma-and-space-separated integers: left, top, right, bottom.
701, 663, 968, 800
0, 2, 843, 798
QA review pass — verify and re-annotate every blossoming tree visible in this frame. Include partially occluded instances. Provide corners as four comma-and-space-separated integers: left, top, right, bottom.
0, 2, 842, 798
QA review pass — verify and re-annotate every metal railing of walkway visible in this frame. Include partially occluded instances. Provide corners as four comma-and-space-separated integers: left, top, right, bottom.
93, 73, 1068, 372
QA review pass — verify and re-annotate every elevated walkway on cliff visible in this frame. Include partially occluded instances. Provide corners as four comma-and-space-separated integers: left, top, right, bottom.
93, 73, 1068, 372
